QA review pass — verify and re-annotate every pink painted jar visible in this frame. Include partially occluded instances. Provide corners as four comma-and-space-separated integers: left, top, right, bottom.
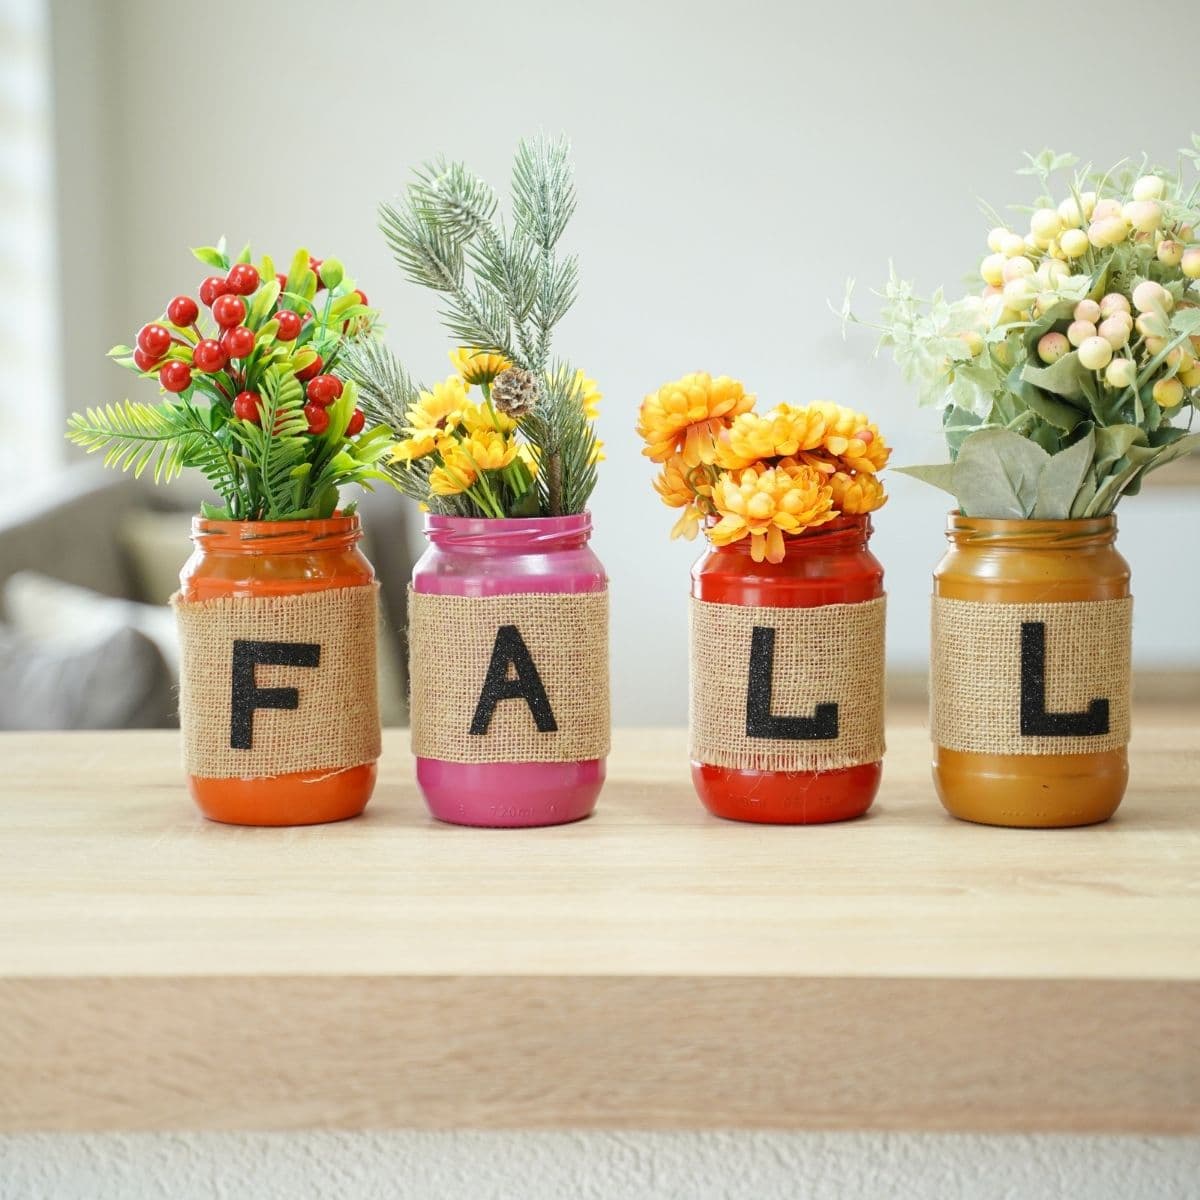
411, 513, 608, 827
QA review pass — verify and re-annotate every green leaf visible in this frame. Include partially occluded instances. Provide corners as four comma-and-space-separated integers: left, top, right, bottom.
191, 245, 229, 270
1022, 387, 1086, 431
1020, 351, 1093, 403
941, 404, 983, 458
1094, 424, 1146, 473
954, 427, 1051, 518
1033, 429, 1095, 519
1069, 469, 1098, 517
284, 247, 310, 296
893, 462, 959, 495
245, 279, 281, 330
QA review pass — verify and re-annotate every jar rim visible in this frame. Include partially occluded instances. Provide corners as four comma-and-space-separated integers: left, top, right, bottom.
946, 512, 1116, 534
424, 512, 592, 533
945, 511, 1117, 549
190, 513, 362, 554
423, 511, 593, 550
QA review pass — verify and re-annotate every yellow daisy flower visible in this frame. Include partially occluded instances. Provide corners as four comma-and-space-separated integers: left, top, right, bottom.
574, 370, 602, 420
709, 461, 835, 563
390, 431, 442, 463
637, 373, 755, 466
429, 444, 478, 496
407, 375, 471, 432
828, 469, 888, 514
458, 429, 519, 472
460, 400, 517, 437
449, 347, 511, 386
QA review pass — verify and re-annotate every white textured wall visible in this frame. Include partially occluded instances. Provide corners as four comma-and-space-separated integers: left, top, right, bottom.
51, 0, 1200, 727
3, 1132, 1199, 1199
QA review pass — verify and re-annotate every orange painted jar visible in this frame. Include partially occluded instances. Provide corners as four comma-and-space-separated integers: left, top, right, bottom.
689, 514, 885, 823
931, 515, 1132, 828
176, 516, 380, 826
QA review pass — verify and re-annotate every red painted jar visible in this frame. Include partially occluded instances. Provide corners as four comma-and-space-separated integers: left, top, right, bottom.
689, 514, 884, 823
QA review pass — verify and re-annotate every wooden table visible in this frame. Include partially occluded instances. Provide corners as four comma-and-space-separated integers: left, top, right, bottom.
0, 718, 1196, 1134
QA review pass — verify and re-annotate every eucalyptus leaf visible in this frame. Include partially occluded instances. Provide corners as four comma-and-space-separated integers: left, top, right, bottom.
1033, 429, 1095, 519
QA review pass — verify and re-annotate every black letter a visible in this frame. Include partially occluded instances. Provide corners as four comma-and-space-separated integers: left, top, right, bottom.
469, 625, 558, 735
745, 626, 838, 741
1019, 621, 1109, 737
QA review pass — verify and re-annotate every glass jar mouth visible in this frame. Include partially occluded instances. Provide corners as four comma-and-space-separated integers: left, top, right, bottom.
945, 512, 1116, 549
423, 512, 593, 550
190, 514, 362, 554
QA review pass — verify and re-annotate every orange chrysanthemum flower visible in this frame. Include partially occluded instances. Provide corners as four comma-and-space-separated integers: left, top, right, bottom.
716, 403, 829, 470
653, 454, 713, 540
828, 469, 888, 515
709, 460, 835, 563
637, 373, 755, 466
808, 400, 891, 474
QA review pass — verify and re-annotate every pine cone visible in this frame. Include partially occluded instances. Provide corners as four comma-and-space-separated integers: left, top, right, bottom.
490, 368, 539, 417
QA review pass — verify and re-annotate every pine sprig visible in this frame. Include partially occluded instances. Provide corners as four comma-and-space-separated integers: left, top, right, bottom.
362, 137, 599, 518
341, 339, 424, 430
520, 362, 599, 516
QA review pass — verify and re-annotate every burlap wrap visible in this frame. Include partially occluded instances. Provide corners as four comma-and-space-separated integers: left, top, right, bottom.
171, 585, 381, 779
408, 588, 610, 764
931, 596, 1132, 756
689, 595, 886, 772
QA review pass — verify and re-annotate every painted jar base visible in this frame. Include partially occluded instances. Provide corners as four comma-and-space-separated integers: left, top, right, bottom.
417, 758, 604, 828
691, 761, 881, 825
933, 748, 1127, 828
188, 762, 377, 827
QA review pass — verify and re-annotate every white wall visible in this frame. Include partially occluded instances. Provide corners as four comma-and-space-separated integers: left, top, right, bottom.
52, 0, 1200, 725
4, 1131, 1199, 1199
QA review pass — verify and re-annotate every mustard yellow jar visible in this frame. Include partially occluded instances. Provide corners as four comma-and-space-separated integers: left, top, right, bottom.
931, 514, 1132, 828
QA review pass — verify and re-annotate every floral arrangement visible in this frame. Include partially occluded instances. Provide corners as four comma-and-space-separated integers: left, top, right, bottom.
637, 373, 889, 563
348, 137, 601, 519
67, 241, 394, 520
846, 142, 1200, 518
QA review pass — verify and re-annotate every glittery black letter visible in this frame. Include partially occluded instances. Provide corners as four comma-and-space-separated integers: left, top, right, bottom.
230, 639, 321, 750
469, 625, 558, 736
1019, 621, 1109, 737
745, 626, 838, 740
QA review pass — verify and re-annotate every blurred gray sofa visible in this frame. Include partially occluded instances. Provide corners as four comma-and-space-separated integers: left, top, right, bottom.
0, 465, 413, 730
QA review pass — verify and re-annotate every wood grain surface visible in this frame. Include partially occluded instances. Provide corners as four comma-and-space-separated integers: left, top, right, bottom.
0, 717, 1196, 1132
